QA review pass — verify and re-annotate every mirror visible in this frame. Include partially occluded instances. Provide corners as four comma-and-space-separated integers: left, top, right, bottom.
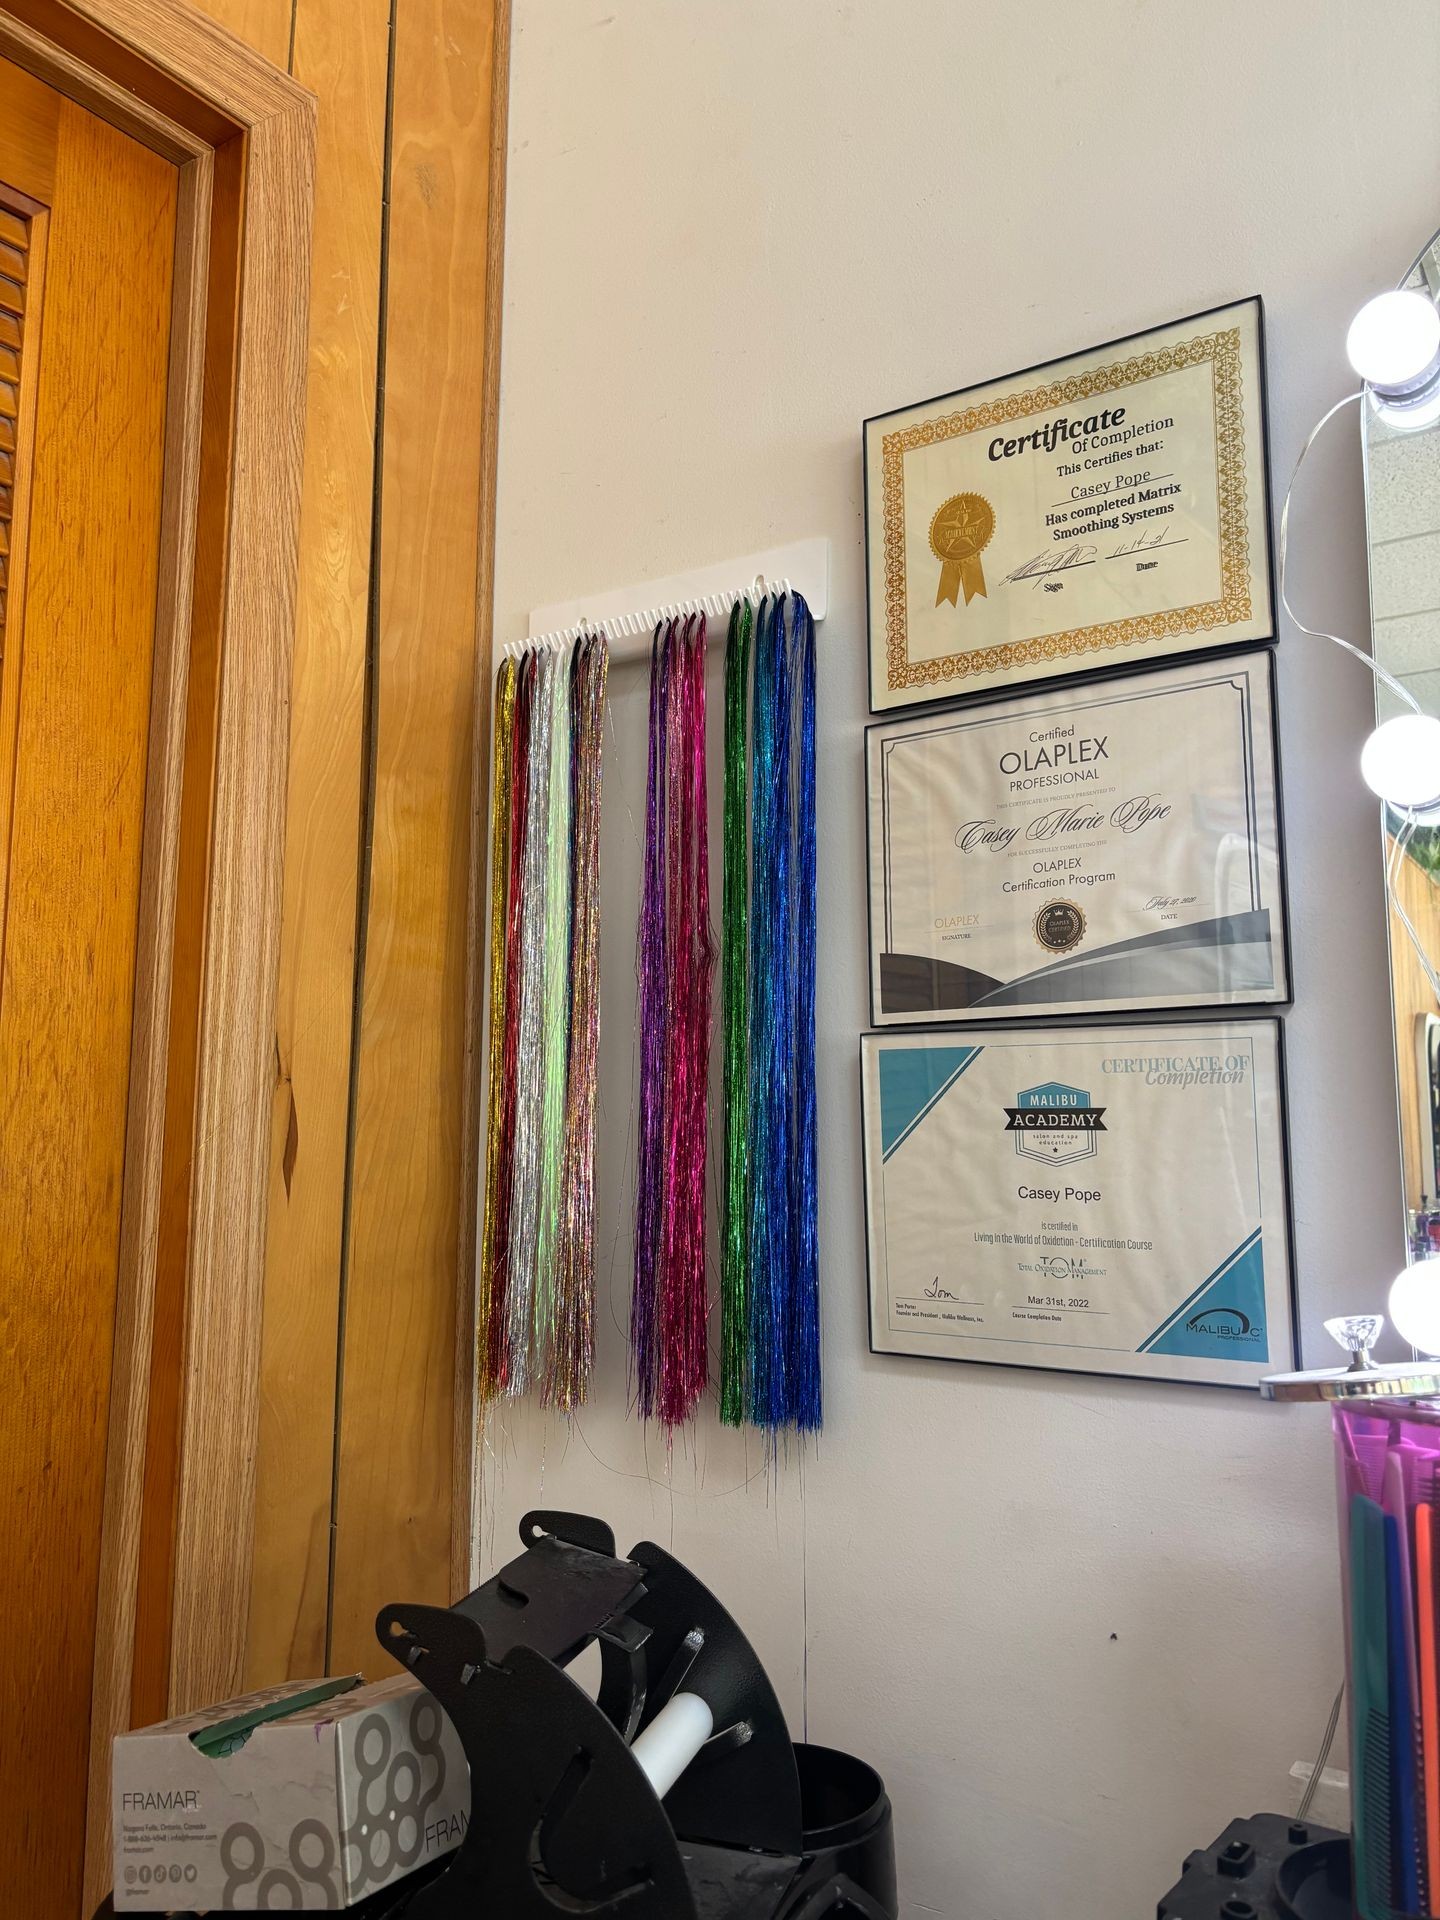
1364, 229, 1440, 1261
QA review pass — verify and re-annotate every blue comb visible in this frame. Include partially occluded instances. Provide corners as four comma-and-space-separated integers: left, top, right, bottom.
1354, 1495, 1395, 1919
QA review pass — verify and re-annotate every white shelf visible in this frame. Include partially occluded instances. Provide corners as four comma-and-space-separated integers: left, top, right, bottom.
516, 537, 829, 663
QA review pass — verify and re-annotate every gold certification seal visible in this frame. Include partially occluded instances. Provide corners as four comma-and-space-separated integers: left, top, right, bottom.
930, 492, 995, 608
1034, 900, 1086, 954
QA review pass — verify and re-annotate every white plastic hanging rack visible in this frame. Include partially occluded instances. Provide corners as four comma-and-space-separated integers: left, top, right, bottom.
504, 537, 829, 667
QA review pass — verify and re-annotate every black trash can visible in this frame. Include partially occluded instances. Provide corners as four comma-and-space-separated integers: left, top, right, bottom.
781, 1742, 898, 1918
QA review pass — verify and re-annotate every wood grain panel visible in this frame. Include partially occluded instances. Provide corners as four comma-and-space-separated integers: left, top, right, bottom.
244, 0, 389, 1684
1, 0, 298, 149
126, 128, 242, 1733
0, 2, 208, 163
167, 90, 315, 1717
0, 57, 59, 196
21, 0, 298, 116
84, 144, 212, 1916
0, 80, 176, 1907
328, 0, 500, 1673
184, 0, 288, 72
1, 4, 314, 1900
452, 0, 508, 1600
12, 0, 505, 1724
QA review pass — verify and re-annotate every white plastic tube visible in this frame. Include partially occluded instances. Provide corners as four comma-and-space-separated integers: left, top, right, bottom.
628, 1692, 714, 1800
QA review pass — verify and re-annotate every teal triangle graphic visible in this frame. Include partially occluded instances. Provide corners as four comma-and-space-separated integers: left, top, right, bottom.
1145, 1233, 1269, 1362
878, 1047, 980, 1160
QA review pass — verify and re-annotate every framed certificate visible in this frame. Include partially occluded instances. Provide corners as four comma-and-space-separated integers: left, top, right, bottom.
860, 1019, 1295, 1389
863, 297, 1274, 711
866, 650, 1289, 1024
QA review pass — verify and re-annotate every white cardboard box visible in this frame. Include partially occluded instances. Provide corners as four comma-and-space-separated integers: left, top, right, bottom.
112, 1673, 469, 1910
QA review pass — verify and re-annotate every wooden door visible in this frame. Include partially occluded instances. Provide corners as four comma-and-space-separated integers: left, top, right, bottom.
0, 53, 178, 1914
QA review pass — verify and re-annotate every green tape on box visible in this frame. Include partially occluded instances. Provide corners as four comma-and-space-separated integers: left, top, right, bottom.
190, 1674, 362, 1758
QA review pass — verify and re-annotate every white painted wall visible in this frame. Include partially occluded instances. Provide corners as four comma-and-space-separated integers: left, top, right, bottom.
487, 5, 1440, 1913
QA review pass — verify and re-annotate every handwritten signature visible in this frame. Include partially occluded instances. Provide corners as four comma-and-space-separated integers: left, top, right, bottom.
1004, 546, 1095, 585
924, 1276, 957, 1301
1005, 528, 1187, 587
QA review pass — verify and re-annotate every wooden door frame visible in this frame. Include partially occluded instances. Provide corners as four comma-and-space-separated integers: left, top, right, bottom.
0, 0, 313, 1898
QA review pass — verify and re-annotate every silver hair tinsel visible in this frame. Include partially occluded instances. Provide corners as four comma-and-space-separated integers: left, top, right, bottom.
504, 647, 555, 1391
533, 648, 573, 1370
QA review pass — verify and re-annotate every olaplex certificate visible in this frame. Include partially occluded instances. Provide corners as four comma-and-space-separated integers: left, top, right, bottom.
860, 1020, 1295, 1388
863, 298, 1274, 710
867, 651, 1288, 1023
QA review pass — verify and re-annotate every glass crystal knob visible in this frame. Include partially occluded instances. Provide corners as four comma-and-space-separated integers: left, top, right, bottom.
1325, 1314, 1384, 1368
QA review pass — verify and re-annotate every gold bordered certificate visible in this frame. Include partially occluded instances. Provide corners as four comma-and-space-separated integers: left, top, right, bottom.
866, 651, 1288, 1023
863, 298, 1274, 711
860, 1020, 1295, 1388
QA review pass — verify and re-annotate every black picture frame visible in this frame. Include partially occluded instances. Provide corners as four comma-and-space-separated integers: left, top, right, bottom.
857, 1013, 1300, 1392
861, 646, 1295, 1028
861, 295, 1279, 716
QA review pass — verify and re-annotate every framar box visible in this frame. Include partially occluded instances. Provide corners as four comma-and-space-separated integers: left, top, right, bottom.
112, 1673, 470, 1910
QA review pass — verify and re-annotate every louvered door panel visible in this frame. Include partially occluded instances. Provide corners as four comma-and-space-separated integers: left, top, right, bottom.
0, 188, 43, 659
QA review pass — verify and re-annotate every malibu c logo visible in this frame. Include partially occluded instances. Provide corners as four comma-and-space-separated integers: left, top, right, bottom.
1184, 1306, 1261, 1343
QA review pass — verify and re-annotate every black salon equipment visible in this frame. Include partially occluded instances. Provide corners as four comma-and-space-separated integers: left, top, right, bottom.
96, 1507, 897, 1919
370, 1508, 897, 1918
1156, 1812, 1351, 1919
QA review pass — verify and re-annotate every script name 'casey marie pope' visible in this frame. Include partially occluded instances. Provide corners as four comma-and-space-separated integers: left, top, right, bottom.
986, 409, 1127, 461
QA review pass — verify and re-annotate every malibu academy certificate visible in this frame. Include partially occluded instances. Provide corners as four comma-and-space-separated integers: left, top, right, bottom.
866, 651, 1288, 1023
860, 1020, 1295, 1388
863, 298, 1274, 710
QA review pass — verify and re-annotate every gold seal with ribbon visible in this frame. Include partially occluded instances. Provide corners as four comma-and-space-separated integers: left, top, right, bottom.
929, 492, 995, 607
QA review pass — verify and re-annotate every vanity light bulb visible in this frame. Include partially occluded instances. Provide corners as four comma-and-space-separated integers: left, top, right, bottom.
1347, 289, 1440, 393
1389, 1257, 1440, 1356
1360, 714, 1440, 810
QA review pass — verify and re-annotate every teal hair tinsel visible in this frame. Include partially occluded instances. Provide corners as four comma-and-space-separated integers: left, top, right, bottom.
720, 598, 753, 1425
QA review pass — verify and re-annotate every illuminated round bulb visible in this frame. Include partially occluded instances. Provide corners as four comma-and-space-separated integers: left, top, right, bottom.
1390, 1257, 1440, 1355
1347, 289, 1440, 394
1360, 714, 1440, 809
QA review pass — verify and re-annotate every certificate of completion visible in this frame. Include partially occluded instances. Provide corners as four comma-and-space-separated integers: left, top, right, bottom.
863, 298, 1274, 710
867, 651, 1288, 1023
860, 1020, 1295, 1388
